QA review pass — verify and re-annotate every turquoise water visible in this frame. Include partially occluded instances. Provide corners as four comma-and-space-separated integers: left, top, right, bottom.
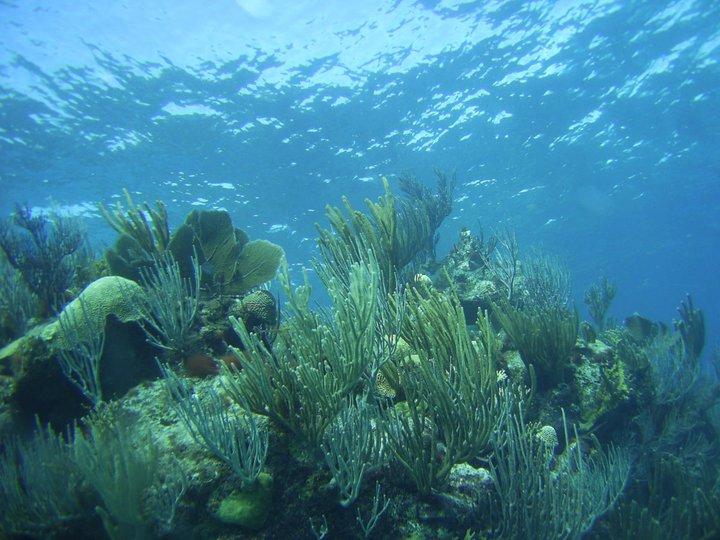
1, 0, 718, 334
2, 3, 720, 538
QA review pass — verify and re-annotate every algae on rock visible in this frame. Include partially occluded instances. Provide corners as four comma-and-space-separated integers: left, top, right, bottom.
214, 472, 274, 531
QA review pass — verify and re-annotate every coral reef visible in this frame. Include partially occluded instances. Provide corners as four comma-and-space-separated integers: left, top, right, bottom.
0, 180, 718, 540
102, 197, 284, 298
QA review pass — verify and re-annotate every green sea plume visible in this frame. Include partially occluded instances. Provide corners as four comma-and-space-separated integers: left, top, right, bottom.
493, 300, 579, 391
385, 287, 499, 495
316, 177, 432, 292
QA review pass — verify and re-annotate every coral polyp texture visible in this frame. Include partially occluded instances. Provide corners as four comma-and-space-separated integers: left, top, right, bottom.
0, 179, 718, 540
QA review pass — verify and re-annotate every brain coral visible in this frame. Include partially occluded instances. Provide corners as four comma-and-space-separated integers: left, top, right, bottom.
536, 425, 559, 451
50, 276, 145, 347
235, 290, 277, 328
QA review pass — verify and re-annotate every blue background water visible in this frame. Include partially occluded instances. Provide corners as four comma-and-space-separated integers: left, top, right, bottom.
1, 0, 718, 347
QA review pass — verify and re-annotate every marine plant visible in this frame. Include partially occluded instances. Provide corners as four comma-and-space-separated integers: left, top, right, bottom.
488, 403, 630, 540
5, 179, 720, 539
673, 294, 705, 360
50, 275, 148, 405
0, 421, 84, 536
523, 253, 572, 313
0, 261, 38, 344
57, 295, 106, 405
160, 364, 268, 488
101, 194, 284, 296
321, 397, 384, 507
0, 204, 86, 315
644, 332, 697, 406
384, 288, 499, 495
223, 258, 388, 447
630, 303, 717, 480
168, 208, 285, 295
584, 277, 618, 331
137, 252, 201, 358
607, 458, 720, 539
397, 168, 456, 261
99, 190, 170, 281
72, 405, 164, 540
493, 300, 579, 390
356, 483, 390, 539
316, 177, 432, 292
487, 228, 521, 303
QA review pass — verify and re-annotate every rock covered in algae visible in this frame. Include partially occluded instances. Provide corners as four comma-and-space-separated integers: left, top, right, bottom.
8, 276, 158, 426
502, 349, 527, 383
214, 472, 274, 531
573, 339, 630, 431
447, 463, 493, 497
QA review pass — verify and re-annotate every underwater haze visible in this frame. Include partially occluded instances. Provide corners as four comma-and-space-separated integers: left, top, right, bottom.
1, 0, 719, 329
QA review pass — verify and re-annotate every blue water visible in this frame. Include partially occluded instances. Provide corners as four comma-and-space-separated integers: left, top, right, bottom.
1, 0, 718, 345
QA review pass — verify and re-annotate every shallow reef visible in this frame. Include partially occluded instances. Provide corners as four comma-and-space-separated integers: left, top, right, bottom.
0, 174, 719, 540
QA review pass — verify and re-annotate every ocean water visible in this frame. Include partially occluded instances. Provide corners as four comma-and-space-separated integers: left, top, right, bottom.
1, 0, 719, 332
1, 2, 720, 538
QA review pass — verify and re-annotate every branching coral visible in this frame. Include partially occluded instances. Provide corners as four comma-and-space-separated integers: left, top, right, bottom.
0, 422, 83, 536
0, 205, 86, 315
222, 259, 388, 446
488, 403, 630, 540
160, 364, 267, 488
57, 295, 106, 405
673, 294, 705, 360
523, 253, 572, 313
72, 405, 161, 540
100, 190, 170, 281
397, 168, 455, 261
0, 261, 38, 343
321, 397, 384, 507
488, 228, 521, 303
584, 277, 618, 331
137, 252, 201, 357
